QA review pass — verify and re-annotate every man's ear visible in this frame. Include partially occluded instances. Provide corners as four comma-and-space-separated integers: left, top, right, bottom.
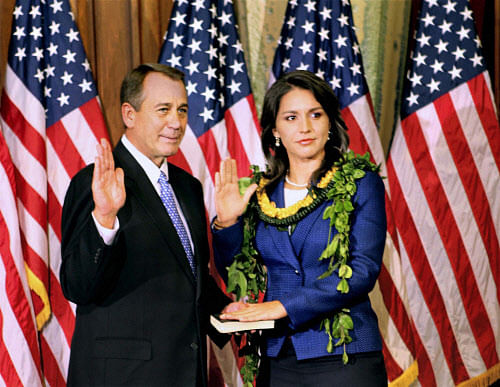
121, 102, 136, 128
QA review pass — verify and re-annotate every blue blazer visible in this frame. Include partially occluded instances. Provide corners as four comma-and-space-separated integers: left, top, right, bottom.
213, 171, 386, 360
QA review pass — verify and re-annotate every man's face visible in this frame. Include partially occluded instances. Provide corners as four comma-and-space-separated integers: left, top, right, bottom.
123, 72, 188, 166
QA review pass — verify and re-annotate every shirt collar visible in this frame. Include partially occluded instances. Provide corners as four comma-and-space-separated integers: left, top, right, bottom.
121, 134, 169, 186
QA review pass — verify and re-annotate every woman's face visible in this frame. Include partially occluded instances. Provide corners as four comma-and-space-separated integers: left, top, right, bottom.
272, 87, 330, 165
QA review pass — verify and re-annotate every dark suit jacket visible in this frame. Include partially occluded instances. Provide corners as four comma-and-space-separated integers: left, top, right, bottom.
213, 171, 386, 360
60, 141, 230, 386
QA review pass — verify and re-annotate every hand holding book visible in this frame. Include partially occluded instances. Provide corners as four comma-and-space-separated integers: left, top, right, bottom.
220, 299, 287, 320
212, 300, 287, 333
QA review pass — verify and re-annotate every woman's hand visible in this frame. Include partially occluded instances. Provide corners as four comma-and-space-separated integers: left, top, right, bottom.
91, 138, 126, 228
214, 158, 257, 227
221, 301, 248, 315
219, 300, 287, 321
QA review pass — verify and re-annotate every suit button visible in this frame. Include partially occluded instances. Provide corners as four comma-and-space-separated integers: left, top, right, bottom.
94, 248, 102, 263
190, 342, 198, 351
294, 270, 300, 275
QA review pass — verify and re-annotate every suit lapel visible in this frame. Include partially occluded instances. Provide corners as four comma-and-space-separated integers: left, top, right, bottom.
266, 180, 328, 268
114, 142, 196, 284
291, 201, 326, 259
167, 164, 205, 279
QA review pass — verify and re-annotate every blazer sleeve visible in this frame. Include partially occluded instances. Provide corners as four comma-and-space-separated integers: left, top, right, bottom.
59, 166, 126, 305
211, 219, 244, 283
281, 171, 387, 328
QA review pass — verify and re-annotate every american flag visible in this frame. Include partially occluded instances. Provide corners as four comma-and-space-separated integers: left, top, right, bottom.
0, 0, 109, 385
387, 0, 500, 385
159, 0, 265, 384
159, 0, 265, 218
0, 129, 43, 386
270, 0, 419, 384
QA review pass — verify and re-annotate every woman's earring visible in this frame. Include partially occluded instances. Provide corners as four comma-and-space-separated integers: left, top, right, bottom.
328, 131, 331, 140
275, 136, 281, 147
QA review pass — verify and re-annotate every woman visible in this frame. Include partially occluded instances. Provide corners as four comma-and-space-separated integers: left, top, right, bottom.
213, 70, 387, 386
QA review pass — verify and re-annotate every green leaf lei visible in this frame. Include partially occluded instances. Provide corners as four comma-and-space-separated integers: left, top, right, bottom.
226, 151, 379, 386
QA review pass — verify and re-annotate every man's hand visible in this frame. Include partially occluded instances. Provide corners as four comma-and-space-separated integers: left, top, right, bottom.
91, 138, 125, 228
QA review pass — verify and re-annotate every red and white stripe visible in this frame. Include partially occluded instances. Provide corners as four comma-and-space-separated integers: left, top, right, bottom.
1, 64, 109, 386
0, 127, 43, 387
340, 94, 419, 385
387, 71, 500, 386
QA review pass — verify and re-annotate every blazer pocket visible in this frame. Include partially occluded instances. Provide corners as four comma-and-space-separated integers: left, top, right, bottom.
93, 337, 152, 360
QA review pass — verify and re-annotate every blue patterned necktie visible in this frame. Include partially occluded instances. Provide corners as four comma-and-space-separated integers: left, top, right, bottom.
158, 171, 196, 276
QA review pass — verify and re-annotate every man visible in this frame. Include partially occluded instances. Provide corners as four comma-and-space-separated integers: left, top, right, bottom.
60, 63, 231, 386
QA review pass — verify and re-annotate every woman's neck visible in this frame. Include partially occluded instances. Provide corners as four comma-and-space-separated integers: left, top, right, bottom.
286, 158, 322, 188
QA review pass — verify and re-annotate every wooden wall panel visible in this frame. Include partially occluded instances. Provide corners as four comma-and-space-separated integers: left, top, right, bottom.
71, 0, 97, 77
94, 0, 136, 144
138, 0, 162, 62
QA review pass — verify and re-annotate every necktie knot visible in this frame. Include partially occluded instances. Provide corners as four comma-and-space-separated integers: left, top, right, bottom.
158, 171, 196, 276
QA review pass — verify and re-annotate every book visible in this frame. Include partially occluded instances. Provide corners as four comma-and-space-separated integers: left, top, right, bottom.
210, 314, 275, 334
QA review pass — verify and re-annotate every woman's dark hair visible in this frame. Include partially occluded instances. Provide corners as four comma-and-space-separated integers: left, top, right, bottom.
260, 70, 349, 186
120, 63, 185, 111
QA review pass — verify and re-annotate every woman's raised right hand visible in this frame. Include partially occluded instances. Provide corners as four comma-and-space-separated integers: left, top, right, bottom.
214, 158, 257, 228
